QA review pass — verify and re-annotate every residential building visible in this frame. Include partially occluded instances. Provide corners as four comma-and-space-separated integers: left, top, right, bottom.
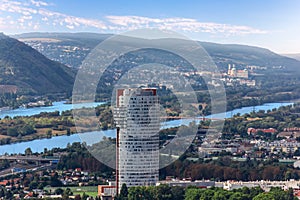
114, 88, 160, 192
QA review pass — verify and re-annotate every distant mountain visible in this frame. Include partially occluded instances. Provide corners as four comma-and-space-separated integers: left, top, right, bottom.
13, 32, 300, 73
14, 32, 110, 68
0, 33, 75, 95
200, 42, 300, 72
282, 53, 300, 62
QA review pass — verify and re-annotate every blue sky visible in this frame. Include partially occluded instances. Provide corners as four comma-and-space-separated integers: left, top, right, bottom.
0, 0, 300, 53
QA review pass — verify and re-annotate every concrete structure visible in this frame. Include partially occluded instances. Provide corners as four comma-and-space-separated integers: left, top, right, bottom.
198, 145, 239, 157
158, 179, 215, 188
294, 160, 300, 168
114, 88, 160, 192
255, 139, 300, 154
247, 127, 277, 135
198, 139, 240, 157
227, 64, 249, 78
278, 128, 300, 139
228, 64, 232, 75
158, 179, 300, 192
218, 180, 300, 192
98, 184, 116, 200
236, 69, 249, 78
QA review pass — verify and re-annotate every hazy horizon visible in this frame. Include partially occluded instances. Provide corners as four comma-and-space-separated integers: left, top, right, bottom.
5, 31, 298, 57
1, 0, 300, 54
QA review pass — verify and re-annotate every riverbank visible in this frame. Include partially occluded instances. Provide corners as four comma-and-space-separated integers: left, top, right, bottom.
0, 101, 106, 145
0, 101, 292, 146
0, 101, 105, 119
0, 102, 293, 155
0, 111, 108, 145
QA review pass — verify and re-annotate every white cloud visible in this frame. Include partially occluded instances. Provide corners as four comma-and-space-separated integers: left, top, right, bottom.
0, 16, 19, 31
106, 15, 267, 35
0, 0, 267, 36
38, 9, 107, 29
0, 0, 37, 15
0, 0, 107, 31
22, 15, 32, 20
66, 25, 74, 29
33, 24, 39, 30
30, 0, 48, 7
0, 17, 4, 25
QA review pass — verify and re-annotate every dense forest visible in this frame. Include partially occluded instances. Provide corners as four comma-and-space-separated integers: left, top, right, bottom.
161, 157, 300, 182
114, 184, 296, 200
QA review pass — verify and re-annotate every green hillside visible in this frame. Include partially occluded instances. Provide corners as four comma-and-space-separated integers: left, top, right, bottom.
0, 33, 75, 95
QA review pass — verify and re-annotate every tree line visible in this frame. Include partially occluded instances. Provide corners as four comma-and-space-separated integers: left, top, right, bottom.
115, 183, 296, 200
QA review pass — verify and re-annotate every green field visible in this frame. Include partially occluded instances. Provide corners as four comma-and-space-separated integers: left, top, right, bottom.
44, 186, 98, 197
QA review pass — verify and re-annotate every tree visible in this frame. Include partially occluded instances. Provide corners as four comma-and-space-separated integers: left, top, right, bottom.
38, 182, 44, 190
171, 186, 184, 200
198, 104, 203, 111
4, 190, 13, 199
241, 187, 250, 195
229, 192, 249, 200
50, 173, 62, 187
287, 188, 297, 200
62, 188, 73, 200
74, 194, 81, 200
0, 159, 10, 170
55, 188, 64, 195
184, 188, 202, 200
0, 188, 4, 197
67, 128, 71, 136
19, 124, 35, 136
285, 171, 292, 181
156, 184, 173, 200
128, 187, 152, 200
29, 181, 38, 190
119, 183, 128, 200
63, 188, 73, 196
249, 187, 264, 199
269, 187, 297, 200
212, 190, 227, 200
7, 127, 18, 137
82, 192, 89, 200
201, 189, 215, 200
25, 147, 32, 155
46, 129, 52, 138
253, 193, 275, 200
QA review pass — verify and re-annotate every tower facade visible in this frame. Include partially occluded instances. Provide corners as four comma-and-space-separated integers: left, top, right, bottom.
227, 64, 231, 75
114, 88, 160, 191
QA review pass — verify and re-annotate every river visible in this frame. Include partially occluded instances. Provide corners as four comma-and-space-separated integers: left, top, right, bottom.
0, 102, 293, 155
0, 101, 105, 119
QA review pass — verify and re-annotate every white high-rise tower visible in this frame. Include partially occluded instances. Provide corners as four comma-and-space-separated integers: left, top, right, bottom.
114, 88, 160, 192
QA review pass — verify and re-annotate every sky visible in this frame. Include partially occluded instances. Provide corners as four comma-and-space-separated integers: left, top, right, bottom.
0, 0, 300, 54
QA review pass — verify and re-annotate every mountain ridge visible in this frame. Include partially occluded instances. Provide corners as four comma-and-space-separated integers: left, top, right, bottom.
283, 53, 300, 62
12, 32, 300, 72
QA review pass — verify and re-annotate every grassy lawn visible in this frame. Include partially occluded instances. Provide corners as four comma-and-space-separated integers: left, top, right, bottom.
44, 186, 98, 197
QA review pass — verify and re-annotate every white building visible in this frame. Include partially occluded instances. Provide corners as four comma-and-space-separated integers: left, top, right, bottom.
227, 64, 249, 78
114, 88, 160, 191
158, 179, 215, 188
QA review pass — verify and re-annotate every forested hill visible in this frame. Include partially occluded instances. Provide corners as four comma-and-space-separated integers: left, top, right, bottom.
0, 33, 75, 95
200, 42, 300, 72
